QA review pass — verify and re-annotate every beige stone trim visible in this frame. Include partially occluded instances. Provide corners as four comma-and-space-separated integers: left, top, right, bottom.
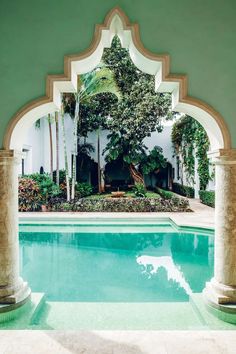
208, 148, 236, 164
3, 6, 231, 150
0, 150, 22, 164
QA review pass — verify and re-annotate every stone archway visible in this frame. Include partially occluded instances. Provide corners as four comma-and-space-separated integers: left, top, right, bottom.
0, 7, 235, 315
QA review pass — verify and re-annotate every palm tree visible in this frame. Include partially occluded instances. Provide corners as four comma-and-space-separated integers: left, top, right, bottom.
60, 103, 70, 201
55, 111, 60, 185
48, 113, 54, 180
63, 66, 121, 200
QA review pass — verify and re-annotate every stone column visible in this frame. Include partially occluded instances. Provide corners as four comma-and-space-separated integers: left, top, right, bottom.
0, 150, 30, 305
204, 149, 236, 306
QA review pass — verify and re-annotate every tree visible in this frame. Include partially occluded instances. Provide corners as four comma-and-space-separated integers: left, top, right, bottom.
139, 146, 167, 177
63, 68, 120, 199
60, 103, 71, 201
102, 36, 175, 185
48, 114, 54, 180
55, 111, 60, 186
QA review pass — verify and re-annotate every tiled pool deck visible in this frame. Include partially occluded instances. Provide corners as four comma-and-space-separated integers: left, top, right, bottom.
1, 330, 236, 354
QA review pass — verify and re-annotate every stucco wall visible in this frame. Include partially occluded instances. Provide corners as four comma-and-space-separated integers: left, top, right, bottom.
0, 0, 235, 149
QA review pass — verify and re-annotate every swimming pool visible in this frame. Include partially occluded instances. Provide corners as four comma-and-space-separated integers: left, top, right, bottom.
19, 222, 214, 303
1, 219, 236, 329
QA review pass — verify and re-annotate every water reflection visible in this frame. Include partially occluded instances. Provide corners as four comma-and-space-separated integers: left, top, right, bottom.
137, 255, 192, 295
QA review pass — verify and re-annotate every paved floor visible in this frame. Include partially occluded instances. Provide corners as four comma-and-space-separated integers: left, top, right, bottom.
0, 330, 235, 354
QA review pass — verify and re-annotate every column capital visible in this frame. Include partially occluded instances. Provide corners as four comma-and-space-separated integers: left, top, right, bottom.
0, 150, 22, 164
208, 148, 236, 164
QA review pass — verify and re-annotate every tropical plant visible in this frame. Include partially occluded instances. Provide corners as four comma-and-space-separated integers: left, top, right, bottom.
132, 183, 147, 198
60, 103, 71, 201
139, 146, 167, 176
62, 66, 121, 198
55, 111, 60, 185
77, 142, 95, 173
48, 113, 54, 180
75, 182, 93, 198
27, 173, 60, 204
18, 178, 42, 211
102, 36, 175, 185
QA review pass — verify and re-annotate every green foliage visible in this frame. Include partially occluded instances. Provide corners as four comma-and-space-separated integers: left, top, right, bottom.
27, 173, 60, 203
132, 183, 147, 198
53, 169, 66, 184
63, 66, 121, 138
102, 36, 175, 179
75, 182, 93, 198
172, 182, 195, 198
199, 190, 215, 208
156, 187, 174, 200
18, 178, 42, 211
171, 115, 210, 190
49, 197, 190, 213
139, 146, 167, 175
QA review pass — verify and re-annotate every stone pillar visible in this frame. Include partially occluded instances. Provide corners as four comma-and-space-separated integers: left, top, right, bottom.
0, 150, 30, 305
204, 149, 236, 306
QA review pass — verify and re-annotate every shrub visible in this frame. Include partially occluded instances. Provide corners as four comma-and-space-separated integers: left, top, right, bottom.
156, 187, 174, 200
27, 173, 60, 203
199, 190, 215, 208
132, 183, 147, 198
19, 178, 42, 211
53, 169, 66, 184
49, 196, 191, 213
172, 183, 195, 198
75, 182, 93, 198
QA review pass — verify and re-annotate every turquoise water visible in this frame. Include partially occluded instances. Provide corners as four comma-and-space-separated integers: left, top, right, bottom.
19, 223, 214, 303
3, 222, 236, 329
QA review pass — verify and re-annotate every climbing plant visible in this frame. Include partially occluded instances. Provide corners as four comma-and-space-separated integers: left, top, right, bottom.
171, 115, 211, 190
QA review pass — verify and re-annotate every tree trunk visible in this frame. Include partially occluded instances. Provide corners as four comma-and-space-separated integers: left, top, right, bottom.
97, 127, 101, 193
71, 95, 79, 200
48, 114, 53, 180
61, 110, 70, 202
55, 111, 60, 185
129, 163, 145, 185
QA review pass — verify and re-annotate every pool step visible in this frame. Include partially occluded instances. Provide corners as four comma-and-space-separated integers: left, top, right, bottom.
33, 301, 203, 330
190, 293, 236, 329
0, 292, 45, 328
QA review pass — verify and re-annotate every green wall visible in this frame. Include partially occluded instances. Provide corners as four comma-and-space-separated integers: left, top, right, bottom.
0, 0, 236, 147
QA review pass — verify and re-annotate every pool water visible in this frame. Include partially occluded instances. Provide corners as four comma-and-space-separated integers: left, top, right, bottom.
6, 221, 235, 330
19, 223, 214, 303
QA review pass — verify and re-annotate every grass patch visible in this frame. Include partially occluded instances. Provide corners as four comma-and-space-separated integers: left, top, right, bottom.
86, 191, 161, 199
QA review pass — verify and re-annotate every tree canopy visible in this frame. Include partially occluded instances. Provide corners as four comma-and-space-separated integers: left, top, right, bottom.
102, 36, 175, 184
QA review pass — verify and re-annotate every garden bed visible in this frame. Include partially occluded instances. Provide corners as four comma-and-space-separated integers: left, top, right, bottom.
47, 195, 191, 213
18, 174, 191, 213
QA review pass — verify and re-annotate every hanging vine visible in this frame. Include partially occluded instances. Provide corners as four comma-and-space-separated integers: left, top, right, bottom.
171, 115, 211, 190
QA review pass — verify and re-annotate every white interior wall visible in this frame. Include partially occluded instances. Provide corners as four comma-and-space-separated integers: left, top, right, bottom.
22, 116, 215, 192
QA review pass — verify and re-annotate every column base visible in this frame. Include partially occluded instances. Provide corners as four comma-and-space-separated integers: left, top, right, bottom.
0, 278, 31, 306
204, 278, 236, 307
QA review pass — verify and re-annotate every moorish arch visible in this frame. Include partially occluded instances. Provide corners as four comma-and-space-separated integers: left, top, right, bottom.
0, 7, 236, 320
3, 7, 231, 152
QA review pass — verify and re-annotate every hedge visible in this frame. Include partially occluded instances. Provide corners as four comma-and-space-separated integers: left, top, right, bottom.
172, 183, 195, 198
199, 190, 215, 208
48, 196, 191, 213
